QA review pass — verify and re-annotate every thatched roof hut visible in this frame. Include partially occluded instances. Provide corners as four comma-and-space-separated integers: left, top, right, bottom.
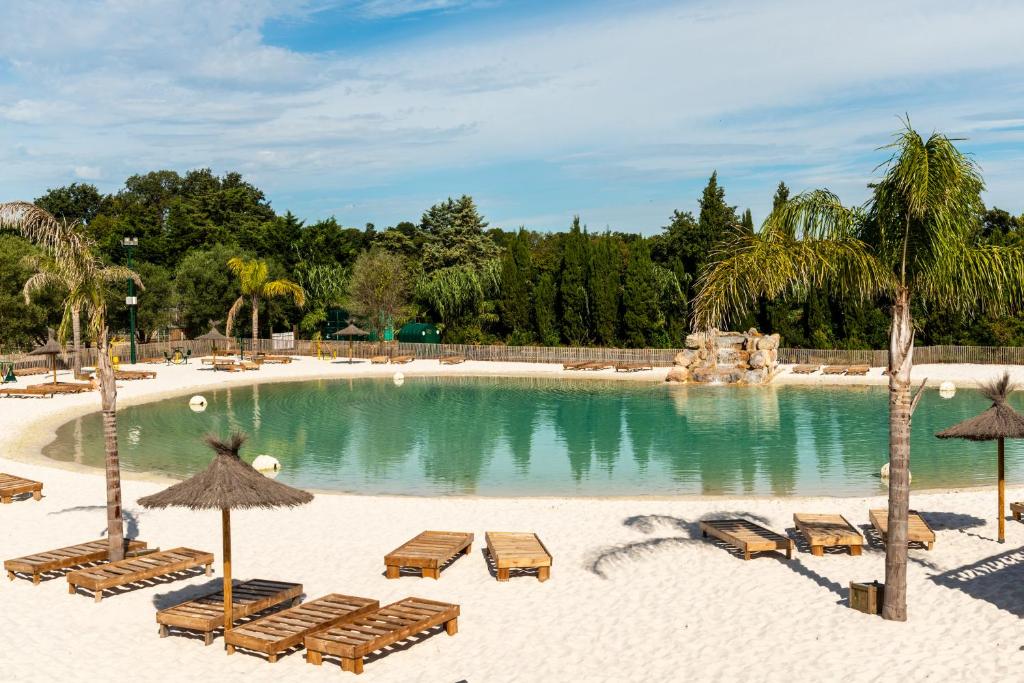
937, 372, 1024, 542
29, 330, 63, 384
331, 322, 369, 363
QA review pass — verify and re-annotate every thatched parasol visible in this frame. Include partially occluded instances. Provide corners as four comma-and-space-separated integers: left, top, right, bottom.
936, 372, 1024, 542
196, 324, 232, 360
29, 329, 63, 384
331, 321, 369, 363
138, 434, 312, 636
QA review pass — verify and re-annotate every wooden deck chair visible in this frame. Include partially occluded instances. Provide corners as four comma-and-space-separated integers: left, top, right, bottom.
157, 579, 303, 645
66, 547, 214, 602
869, 509, 935, 550
699, 519, 793, 560
224, 594, 379, 663
793, 513, 863, 556
385, 531, 473, 579
305, 598, 460, 675
0, 473, 43, 503
6, 539, 147, 584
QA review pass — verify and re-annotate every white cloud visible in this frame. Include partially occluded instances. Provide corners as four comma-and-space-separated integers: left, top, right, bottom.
0, 0, 1022, 227
73, 165, 102, 180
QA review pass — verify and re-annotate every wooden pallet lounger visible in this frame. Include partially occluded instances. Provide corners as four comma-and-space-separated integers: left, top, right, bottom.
439, 355, 465, 365
485, 531, 551, 582
615, 362, 653, 372
699, 519, 793, 560
0, 473, 43, 503
791, 364, 820, 374
224, 594, 379, 662
869, 509, 935, 550
579, 361, 614, 371
305, 597, 459, 675
258, 355, 293, 363
385, 531, 473, 579
370, 355, 390, 364
113, 370, 157, 380
390, 355, 415, 364
67, 547, 214, 602
562, 360, 589, 370
822, 366, 849, 375
846, 365, 870, 376
793, 513, 863, 556
157, 579, 303, 645
1012, 501, 1024, 522
5, 539, 147, 584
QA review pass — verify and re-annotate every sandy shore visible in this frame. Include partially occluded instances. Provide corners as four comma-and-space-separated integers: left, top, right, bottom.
3, 357, 1024, 681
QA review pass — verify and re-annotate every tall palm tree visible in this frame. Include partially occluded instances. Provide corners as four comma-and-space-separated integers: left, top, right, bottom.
692, 123, 1024, 621
22, 253, 85, 375
224, 257, 305, 347
1, 202, 142, 561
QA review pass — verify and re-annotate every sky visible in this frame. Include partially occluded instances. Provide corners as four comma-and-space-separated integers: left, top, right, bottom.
1, 0, 1023, 234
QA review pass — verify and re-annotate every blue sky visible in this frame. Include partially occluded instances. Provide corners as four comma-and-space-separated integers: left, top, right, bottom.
2, 0, 1023, 234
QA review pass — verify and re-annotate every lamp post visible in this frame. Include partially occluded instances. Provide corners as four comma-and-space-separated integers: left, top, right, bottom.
122, 237, 138, 364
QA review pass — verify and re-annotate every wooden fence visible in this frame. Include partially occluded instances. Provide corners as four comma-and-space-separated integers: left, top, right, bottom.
8, 340, 1024, 371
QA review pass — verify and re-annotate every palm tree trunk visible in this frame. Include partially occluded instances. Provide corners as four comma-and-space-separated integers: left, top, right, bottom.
251, 295, 260, 355
883, 287, 913, 621
71, 305, 82, 375
96, 326, 125, 562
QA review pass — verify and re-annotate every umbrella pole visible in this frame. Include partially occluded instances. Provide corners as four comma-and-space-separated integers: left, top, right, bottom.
349, 338, 353, 364
52, 355, 57, 384
999, 437, 1006, 543
222, 507, 233, 637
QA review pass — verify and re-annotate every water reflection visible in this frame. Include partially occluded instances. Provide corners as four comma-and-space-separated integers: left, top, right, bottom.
42, 377, 1024, 497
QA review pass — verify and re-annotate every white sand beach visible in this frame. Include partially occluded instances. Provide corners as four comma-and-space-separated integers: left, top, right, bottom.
3, 358, 1024, 682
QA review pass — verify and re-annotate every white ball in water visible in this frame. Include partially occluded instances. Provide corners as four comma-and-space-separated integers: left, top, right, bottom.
880, 463, 912, 483
188, 395, 207, 412
939, 381, 956, 399
252, 454, 280, 473
393, 372, 405, 386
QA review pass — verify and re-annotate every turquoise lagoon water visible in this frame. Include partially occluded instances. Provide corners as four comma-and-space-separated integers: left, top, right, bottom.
42, 376, 1024, 497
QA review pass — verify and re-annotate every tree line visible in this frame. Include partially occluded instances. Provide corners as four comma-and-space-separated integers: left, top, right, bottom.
1, 166, 1022, 352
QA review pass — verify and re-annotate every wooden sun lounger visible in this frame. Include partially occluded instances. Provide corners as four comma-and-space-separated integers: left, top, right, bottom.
240, 360, 262, 370
1012, 501, 1024, 522
224, 594, 379, 663
869, 509, 935, 550
439, 355, 465, 365
370, 355, 390, 364
157, 579, 303, 645
822, 366, 849, 375
213, 361, 244, 372
791, 364, 820, 374
0, 387, 56, 398
114, 370, 157, 380
67, 547, 214, 602
562, 360, 589, 370
485, 532, 551, 582
699, 519, 793, 560
615, 362, 653, 372
258, 355, 293, 364
0, 473, 43, 503
793, 513, 863, 556
846, 365, 870, 376
6, 539, 147, 584
580, 361, 614, 371
305, 598, 459, 675
13, 366, 49, 376
391, 355, 415, 364
385, 531, 473, 579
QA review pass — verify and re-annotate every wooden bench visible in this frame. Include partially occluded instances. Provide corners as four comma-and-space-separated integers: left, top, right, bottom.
1012, 501, 1024, 522
793, 513, 863, 556
699, 519, 793, 560
385, 531, 473, 579
0, 473, 43, 503
157, 579, 302, 645
305, 597, 459, 675
67, 547, 214, 602
224, 594, 379, 663
869, 509, 935, 550
486, 532, 552, 582
6, 539, 147, 584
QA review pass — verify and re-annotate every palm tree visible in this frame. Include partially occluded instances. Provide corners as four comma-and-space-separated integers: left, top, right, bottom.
692, 123, 1024, 621
22, 253, 85, 375
1, 202, 142, 561
224, 257, 305, 348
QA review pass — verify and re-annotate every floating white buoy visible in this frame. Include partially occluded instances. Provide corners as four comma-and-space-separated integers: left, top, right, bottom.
393, 372, 405, 386
880, 462, 912, 483
188, 395, 207, 412
939, 381, 956, 399
252, 454, 280, 476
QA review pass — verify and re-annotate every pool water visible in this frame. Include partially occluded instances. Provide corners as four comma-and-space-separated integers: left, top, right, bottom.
43, 376, 1024, 497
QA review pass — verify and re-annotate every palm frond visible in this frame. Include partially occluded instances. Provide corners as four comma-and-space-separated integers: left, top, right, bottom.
225, 296, 246, 338
262, 279, 305, 307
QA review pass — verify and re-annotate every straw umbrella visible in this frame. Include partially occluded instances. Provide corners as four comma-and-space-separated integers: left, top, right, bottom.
138, 434, 312, 637
196, 325, 232, 362
29, 329, 63, 384
331, 321, 369, 363
936, 372, 1024, 543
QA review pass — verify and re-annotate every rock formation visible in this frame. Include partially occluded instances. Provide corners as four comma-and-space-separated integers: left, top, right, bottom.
667, 328, 779, 384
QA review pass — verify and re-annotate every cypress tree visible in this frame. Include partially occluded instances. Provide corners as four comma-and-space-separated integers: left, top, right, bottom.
621, 240, 661, 347
498, 228, 534, 343
588, 232, 622, 346
772, 181, 791, 213
741, 208, 754, 233
559, 216, 590, 345
534, 272, 559, 346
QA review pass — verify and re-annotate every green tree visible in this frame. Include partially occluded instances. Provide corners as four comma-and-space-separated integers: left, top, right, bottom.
347, 248, 412, 339
420, 195, 497, 270
130, 262, 174, 342
173, 244, 241, 336
622, 239, 661, 346
0, 236, 48, 351
225, 257, 305, 342
693, 123, 1024, 621
534, 272, 559, 346
34, 183, 105, 226
741, 208, 754, 233
559, 217, 590, 345
498, 229, 535, 344
588, 233, 622, 346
